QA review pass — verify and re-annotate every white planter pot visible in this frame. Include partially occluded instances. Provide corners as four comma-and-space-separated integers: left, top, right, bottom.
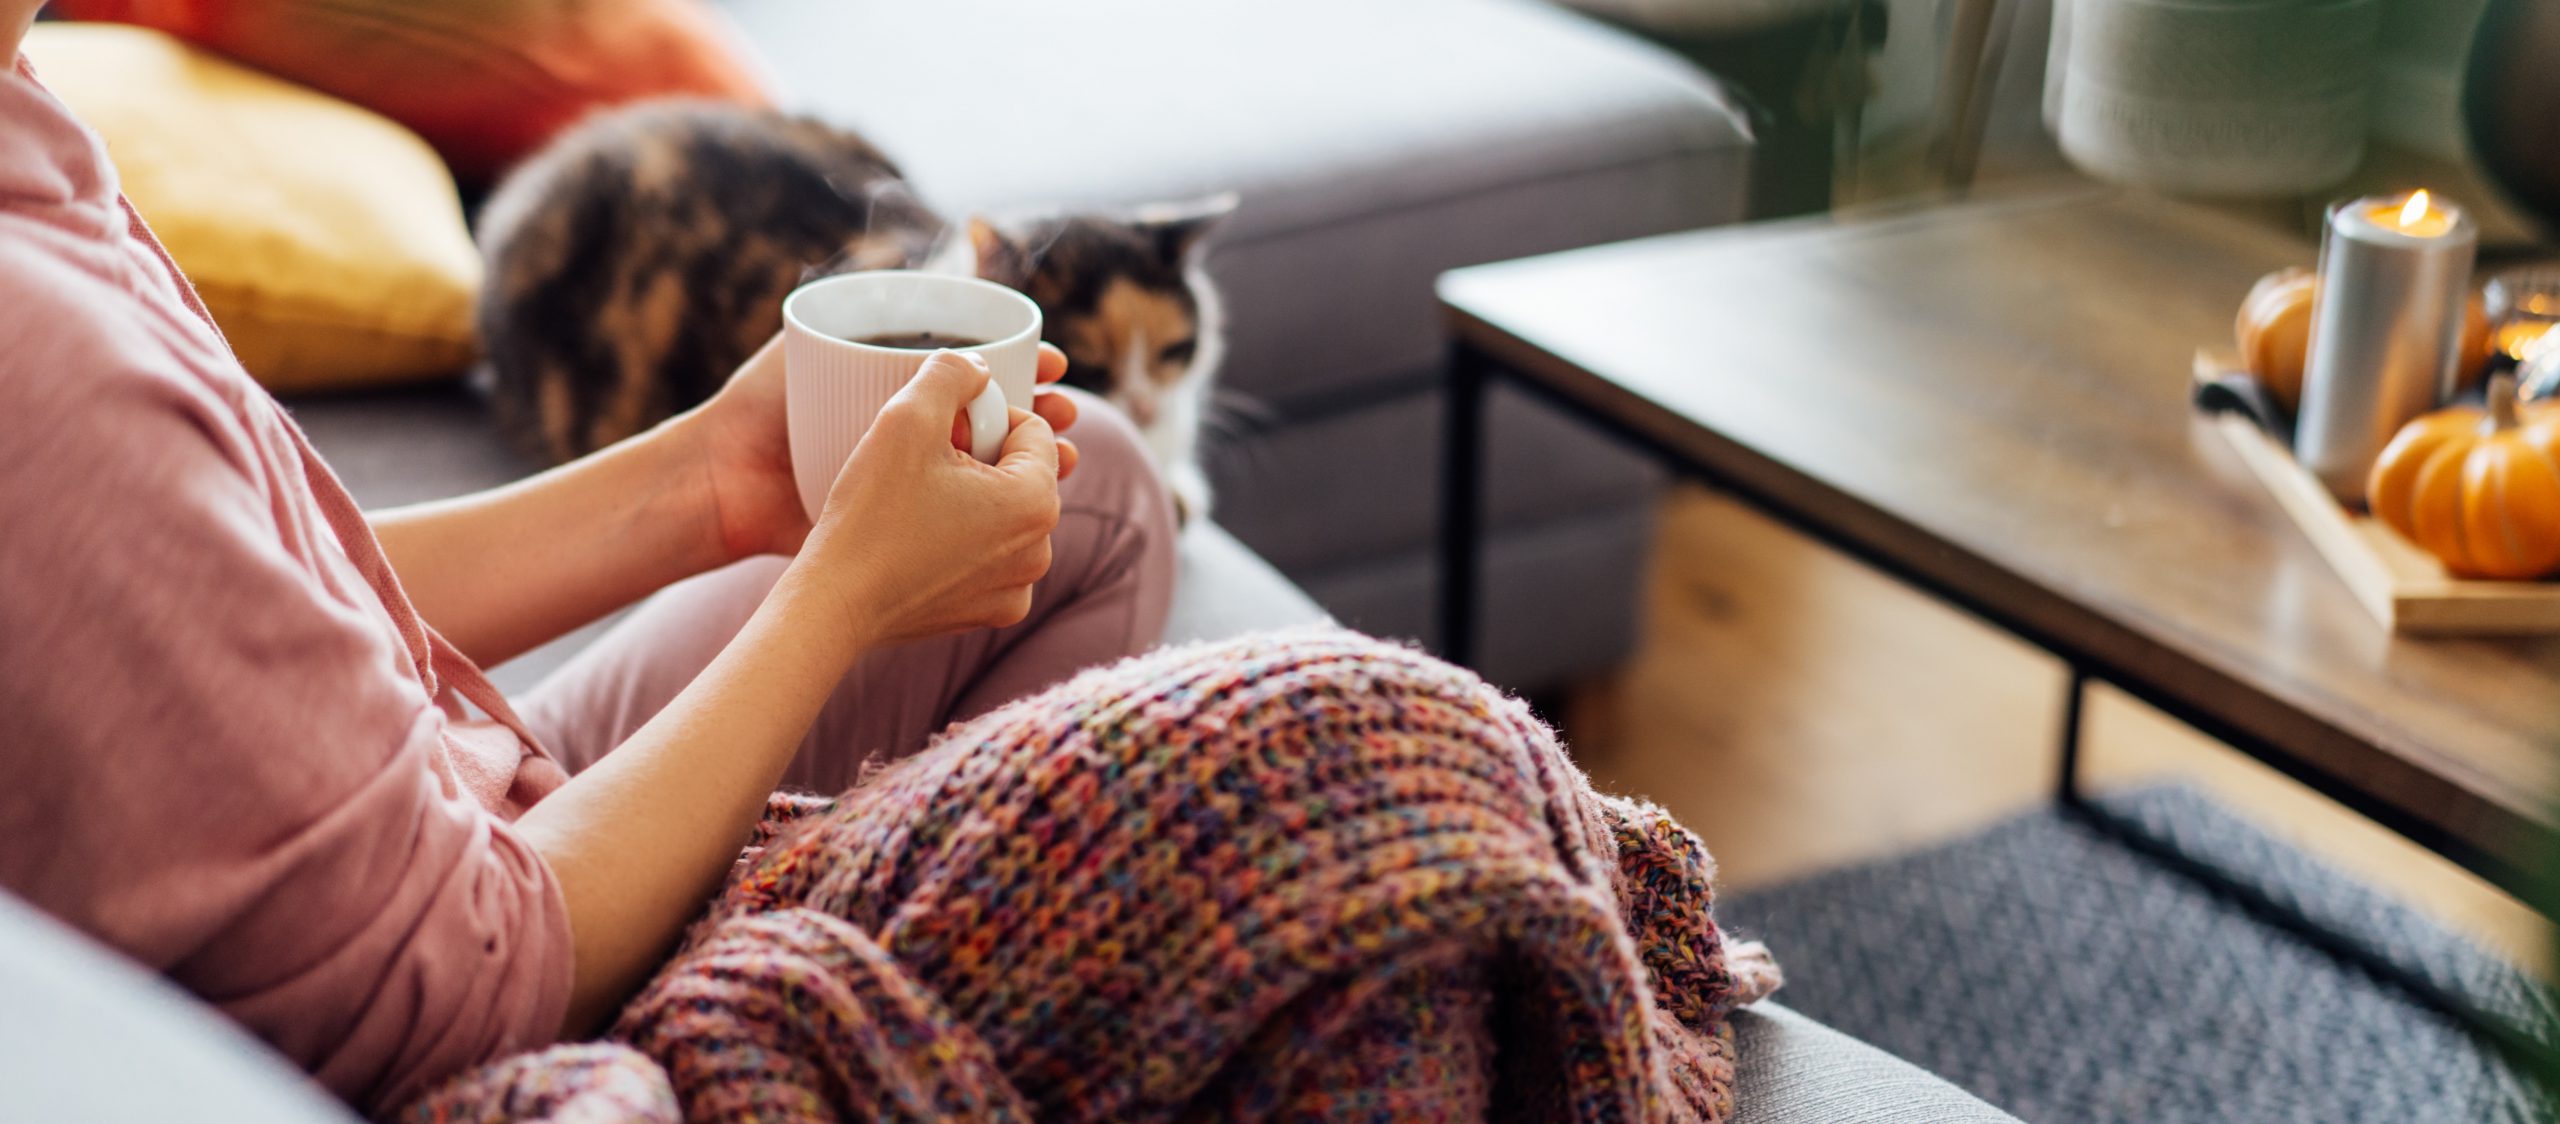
2046, 0, 2383, 196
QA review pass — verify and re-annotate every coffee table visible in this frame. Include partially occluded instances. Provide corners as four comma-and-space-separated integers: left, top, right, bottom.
1435, 188, 2560, 905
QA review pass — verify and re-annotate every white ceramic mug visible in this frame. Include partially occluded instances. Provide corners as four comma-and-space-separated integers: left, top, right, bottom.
782, 271, 1043, 522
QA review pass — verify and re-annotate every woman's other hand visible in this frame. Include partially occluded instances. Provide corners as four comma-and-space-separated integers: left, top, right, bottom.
683, 334, 1078, 564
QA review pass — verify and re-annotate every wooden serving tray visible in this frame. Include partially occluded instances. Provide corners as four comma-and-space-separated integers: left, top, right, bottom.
2201, 356, 2560, 635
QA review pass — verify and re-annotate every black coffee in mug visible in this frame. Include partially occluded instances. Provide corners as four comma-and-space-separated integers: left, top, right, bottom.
851, 331, 989, 349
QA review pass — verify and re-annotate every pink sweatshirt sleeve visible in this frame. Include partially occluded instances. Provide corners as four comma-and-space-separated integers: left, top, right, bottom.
0, 240, 572, 1115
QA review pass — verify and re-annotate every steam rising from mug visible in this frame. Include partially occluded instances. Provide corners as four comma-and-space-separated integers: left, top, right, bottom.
781, 272, 1043, 522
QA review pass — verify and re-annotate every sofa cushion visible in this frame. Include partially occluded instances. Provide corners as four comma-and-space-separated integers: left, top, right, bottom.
1160, 522, 1331, 645
1732, 1002, 2023, 1123
719, 0, 1752, 412
0, 893, 358, 1123
1211, 381, 1663, 573
25, 24, 482, 393
1305, 499, 1658, 689
50, 0, 774, 183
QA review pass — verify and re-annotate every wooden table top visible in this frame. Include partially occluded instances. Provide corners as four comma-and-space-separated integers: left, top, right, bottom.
1439, 189, 2560, 886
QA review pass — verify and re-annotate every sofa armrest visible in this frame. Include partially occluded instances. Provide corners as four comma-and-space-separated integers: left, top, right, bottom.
1163, 520, 1331, 644
0, 893, 357, 1123
1733, 1001, 2022, 1123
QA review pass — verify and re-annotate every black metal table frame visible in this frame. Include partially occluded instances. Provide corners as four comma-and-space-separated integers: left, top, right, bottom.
1436, 337, 2556, 1066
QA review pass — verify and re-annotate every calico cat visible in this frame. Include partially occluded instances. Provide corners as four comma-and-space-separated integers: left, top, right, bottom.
474, 99, 1232, 517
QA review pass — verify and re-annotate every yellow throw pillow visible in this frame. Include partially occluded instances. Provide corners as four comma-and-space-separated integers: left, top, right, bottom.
25, 24, 480, 392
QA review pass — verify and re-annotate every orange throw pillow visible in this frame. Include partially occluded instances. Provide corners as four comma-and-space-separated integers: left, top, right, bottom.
48, 0, 772, 183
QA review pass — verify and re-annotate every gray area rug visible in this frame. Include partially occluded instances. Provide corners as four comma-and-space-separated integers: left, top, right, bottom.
1722, 786, 2557, 1123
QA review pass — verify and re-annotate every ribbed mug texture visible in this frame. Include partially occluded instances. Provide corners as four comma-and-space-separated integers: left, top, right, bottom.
784, 272, 1042, 521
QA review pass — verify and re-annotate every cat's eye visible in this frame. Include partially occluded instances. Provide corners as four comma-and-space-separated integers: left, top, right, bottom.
1158, 339, 1197, 366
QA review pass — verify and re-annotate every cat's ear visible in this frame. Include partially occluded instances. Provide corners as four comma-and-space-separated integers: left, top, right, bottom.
969, 217, 1029, 286
1132, 192, 1239, 265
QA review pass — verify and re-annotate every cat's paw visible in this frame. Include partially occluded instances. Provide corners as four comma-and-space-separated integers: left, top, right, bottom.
1168, 461, 1212, 527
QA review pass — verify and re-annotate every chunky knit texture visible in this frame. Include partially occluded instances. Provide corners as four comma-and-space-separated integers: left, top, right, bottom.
402, 629, 1779, 1122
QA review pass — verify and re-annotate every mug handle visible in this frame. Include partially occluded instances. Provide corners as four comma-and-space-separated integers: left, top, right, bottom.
963, 378, 1011, 464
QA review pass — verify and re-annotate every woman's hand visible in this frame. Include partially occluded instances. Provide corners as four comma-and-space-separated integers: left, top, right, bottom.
785, 351, 1066, 647
683, 335, 1080, 563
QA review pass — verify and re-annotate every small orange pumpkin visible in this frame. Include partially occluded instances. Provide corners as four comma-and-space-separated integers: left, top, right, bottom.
2236, 268, 2317, 413
2368, 374, 2560, 579
2239, 270, 2494, 412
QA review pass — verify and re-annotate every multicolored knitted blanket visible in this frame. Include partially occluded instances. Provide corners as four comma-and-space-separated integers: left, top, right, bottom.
402, 629, 1779, 1122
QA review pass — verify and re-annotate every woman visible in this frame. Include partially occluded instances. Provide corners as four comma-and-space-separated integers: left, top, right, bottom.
0, 5, 1173, 1111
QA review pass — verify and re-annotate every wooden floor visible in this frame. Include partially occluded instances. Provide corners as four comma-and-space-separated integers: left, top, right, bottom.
1566, 486, 2553, 977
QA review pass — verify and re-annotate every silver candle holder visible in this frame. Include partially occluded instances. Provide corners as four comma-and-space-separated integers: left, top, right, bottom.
2295, 190, 2477, 504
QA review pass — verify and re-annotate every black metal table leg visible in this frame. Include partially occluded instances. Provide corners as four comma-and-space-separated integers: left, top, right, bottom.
1439, 342, 1489, 669
2055, 666, 2089, 808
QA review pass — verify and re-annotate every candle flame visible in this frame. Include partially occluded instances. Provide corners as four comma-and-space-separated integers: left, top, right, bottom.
2401, 190, 2432, 227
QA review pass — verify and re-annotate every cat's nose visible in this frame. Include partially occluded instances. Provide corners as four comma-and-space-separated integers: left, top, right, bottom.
1121, 393, 1157, 427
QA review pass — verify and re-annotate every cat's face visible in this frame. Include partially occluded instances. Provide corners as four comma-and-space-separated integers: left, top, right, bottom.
969, 195, 1235, 429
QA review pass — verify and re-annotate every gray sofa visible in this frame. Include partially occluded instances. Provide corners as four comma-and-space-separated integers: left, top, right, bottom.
717, 0, 1751, 689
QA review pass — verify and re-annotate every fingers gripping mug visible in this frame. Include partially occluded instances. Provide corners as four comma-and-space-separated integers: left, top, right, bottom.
782, 271, 1043, 521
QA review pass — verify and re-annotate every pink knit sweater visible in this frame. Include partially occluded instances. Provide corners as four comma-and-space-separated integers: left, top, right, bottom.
0, 58, 572, 1116
404, 630, 1782, 1122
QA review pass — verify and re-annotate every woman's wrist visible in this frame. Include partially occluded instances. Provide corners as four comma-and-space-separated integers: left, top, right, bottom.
765, 547, 887, 672
652, 406, 759, 569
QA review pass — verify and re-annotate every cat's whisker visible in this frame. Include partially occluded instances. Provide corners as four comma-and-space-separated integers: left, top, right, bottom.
1200, 392, 1275, 450
1203, 388, 1278, 431
1195, 389, 1284, 480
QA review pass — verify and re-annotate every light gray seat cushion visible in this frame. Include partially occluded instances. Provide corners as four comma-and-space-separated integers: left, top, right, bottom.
0, 894, 358, 1124
1733, 1002, 2023, 1123
1161, 520, 1331, 644
719, 0, 1752, 687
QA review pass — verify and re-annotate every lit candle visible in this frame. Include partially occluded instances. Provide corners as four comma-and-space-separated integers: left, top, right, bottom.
2382, 190, 2453, 237
2295, 190, 2478, 503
